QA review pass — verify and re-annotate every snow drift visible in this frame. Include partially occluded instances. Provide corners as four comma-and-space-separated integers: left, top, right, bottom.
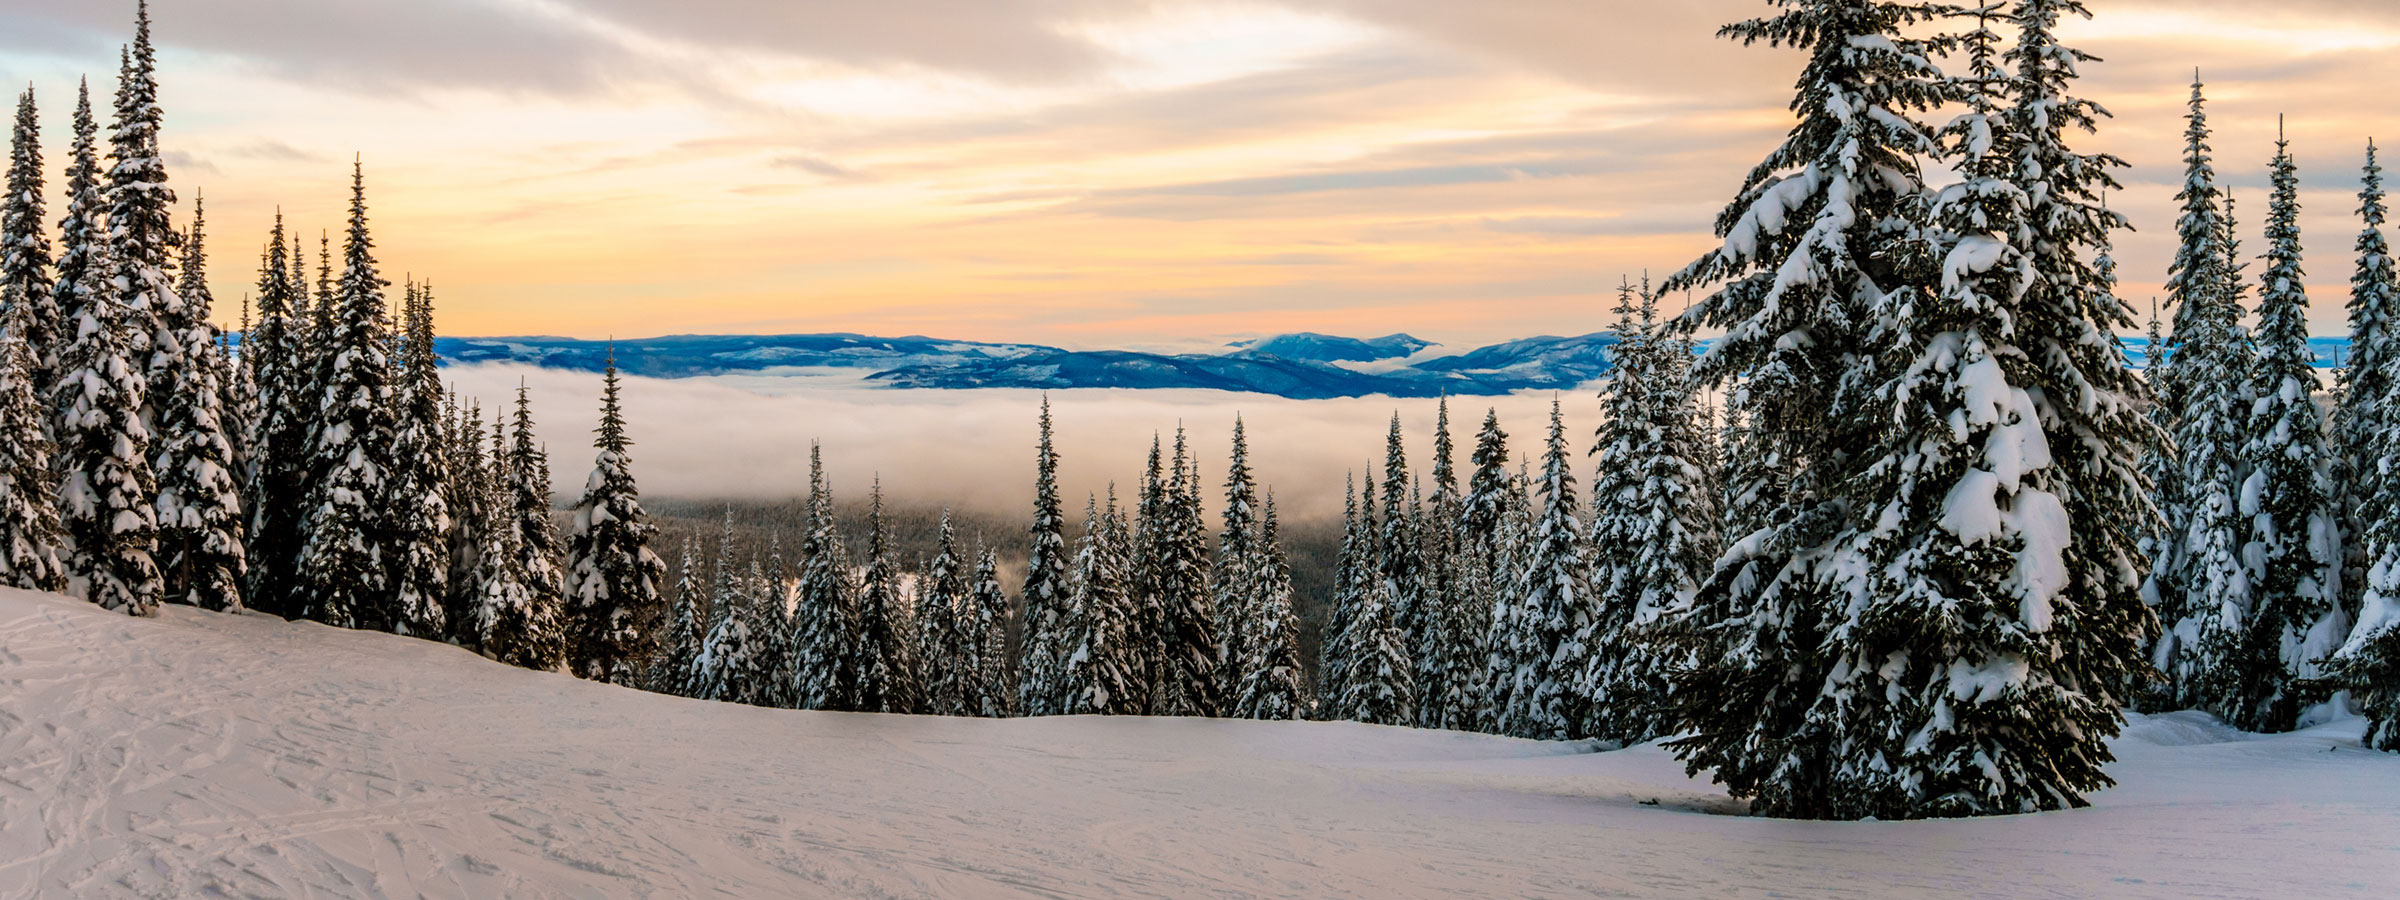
1, 588, 2394, 898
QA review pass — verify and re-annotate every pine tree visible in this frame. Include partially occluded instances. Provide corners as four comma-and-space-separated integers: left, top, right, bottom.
1654, 0, 1952, 817
648, 536, 704, 696
1811, 2, 2159, 818
52, 78, 162, 616
1416, 398, 1464, 728
1017, 397, 1073, 715
153, 195, 246, 613
292, 164, 398, 629
0, 302, 65, 593
110, 3, 183, 436
1493, 401, 1588, 740
2216, 122, 2346, 733
1060, 491, 1140, 715
564, 349, 668, 684
1377, 413, 1424, 708
1449, 408, 1512, 732
1, 88, 56, 406
793, 443, 861, 710
368, 281, 444, 635
1126, 435, 1168, 713
1330, 475, 1413, 725
965, 547, 1015, 716
1153, 426, 1219, 716
470, 414, 548, 667
694, 519, 765, 705
1583, 280, 1714, 743
1212, 417, 1260, 705
2337, 141, 2400, 645
918, 513, 970, 715
1232, 491, 1307, 720
443, 397, 490, 637
855, 478, 922, 713
241, 215, 306, 617
508, 385, 567, 668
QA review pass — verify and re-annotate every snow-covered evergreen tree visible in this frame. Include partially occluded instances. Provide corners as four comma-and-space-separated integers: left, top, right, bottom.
1153, 426, 1219, 717
1059, 491, 1140, 715
1416, 398, 1464, 728
242, 215, 307, 618
1654, 0, 1963, 817
648, 535, 703, 696
0, 302, 64, 593
1329, 474, 1413, 725
371, 281, 447, 636
469, 414, 548, 668
292, 164, 398, 629
1377, 414, 1424, 708
695, 518, 768, 705
505, 385, 567, 668
564, 349, 668, 685
443, 397, 491, 637
917, 513, 970, 715
2214, 124, 2346, 733
1211, 417, 1259, 705
1, 88, 56, 408
52, 77, 161, 616
855, 478, 922, 713
1583, 280, 1714, 743
1232, 490, 1307, 720
1491, 401, 1588, 741
965, 547, 1014, 717
2338, 141, 2400, 628
153, 196, 245, 613
793, 443, 861, 711
1447, 408, 1511, 733
1126, 435, 1169, 713
1813, 2, 2159, 817
1017, 397, 1072, 715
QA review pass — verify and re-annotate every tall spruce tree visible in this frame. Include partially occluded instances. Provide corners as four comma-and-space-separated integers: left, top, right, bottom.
1814, 2, 2159, 818
1331, 473, 1413, 725
1449, 408, 1512, 732
1654, 0, 1953, 817
444, 397, 491, 636
1059, 491, 1140, 715
1377, 414, 1424, 707
0, 302, 64, 593
2222, 123, 2346, 732
375, 281, 448, 636
855, 478, 922, 713
2, 88, 55, 405
965, 547, 1014, 716
1232, 490, 1307, 720
564, 349, 668, 684
2339, 141, 2400, 629
154, 196, 245, 613
53, 77, 161, 616
649, 535, 704, 696
293, 164, 398, 628
242, 214, 307, 617
1417, 398, 1464, 728
1212, 417, 1260, 705
794, 443, 861, 710
1154, 426, 1219, 716
1498, 401, 1589, 740
1127, 435, 1169, 713
694, 520, 767, 705
1017, 397, 1072, 715
507, 384, 567, 667
919, 512, 971, 715
470, 413, 549, 666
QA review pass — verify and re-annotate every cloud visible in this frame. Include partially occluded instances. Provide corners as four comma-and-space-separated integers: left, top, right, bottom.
447, 363, 1600, 526
768, 154, 862, 180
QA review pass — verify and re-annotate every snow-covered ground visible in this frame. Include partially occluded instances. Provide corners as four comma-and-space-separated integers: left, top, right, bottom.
2, 589, 2395, 899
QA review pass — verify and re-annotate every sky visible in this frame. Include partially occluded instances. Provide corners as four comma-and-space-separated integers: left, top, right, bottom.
2, 1, 2398, 352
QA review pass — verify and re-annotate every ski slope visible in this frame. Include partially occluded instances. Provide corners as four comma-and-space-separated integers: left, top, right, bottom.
1, 588, 2395, 899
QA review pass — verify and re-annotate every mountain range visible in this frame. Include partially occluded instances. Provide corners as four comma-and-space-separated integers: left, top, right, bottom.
431, 331, 2354, 400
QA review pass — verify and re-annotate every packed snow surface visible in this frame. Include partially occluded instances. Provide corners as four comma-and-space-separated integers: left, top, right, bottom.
2, 589, 2396, 899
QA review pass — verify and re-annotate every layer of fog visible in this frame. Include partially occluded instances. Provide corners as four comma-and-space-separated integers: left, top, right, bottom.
441, 363, 1615, 525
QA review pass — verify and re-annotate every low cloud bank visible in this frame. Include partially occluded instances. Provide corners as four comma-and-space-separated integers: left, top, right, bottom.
443, 364, 1611, 525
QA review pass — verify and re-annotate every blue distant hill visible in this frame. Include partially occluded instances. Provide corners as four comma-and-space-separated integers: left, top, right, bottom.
418, 331, 2358, 399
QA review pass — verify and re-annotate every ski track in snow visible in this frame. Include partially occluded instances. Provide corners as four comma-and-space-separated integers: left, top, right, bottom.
1, 588, 2396, 899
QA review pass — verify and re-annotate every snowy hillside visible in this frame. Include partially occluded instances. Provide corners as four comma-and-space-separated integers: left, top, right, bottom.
2, 589, 2394, 899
